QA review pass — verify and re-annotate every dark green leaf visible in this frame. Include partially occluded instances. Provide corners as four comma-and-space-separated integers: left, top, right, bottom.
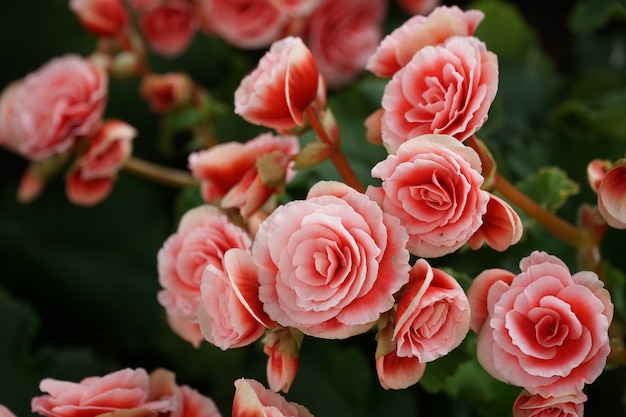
515, 167, 580, 213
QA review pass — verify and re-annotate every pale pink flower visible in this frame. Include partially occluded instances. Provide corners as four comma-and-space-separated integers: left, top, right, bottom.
65, 119, 135, 206
235, 36, 319, 131
157, 205, 252, 346
367, 5, 484, 78
0, 404, 16, 417
305, 0, 386, 88
470, 251, 613, 397
597, 158, 626, 229
253, 180, 410, 339
263, 327, 300, 393
586, 158, 612, 193
69, 0, 129, 37
140, 72, 193, 113
394, 259, 470, 361
380, 35, 498, 153
0, 55, 107, 161
513, 390, 586, 417
467, 193, 523, 252
31, 368, 176, 417
196, 0, 289, 49
232, 379, 314, 417
137, 0, 198, 57
189, 133, 300, 218
395, 0, 440, 16
368, 134, 490, 258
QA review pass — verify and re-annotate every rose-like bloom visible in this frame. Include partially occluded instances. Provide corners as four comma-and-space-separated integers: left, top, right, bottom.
380, 35, 498, 153
196, 0, 288, 49
395, 0, 440, 16
0, 404, 16, 417
513, 390, 586, 417
597, 158, 626, 229
136, 0, 198, 57
467, 193, 523, 252
394, 259, 470, 361
366, 6, 484, 78
269, 0, 321, 16
469, 251, 613, 397
262, 327, 301, 393
368, 134, 490, 258
157, 205, 252, 347
31, 368, 176, 417
66, 119, 136, 206
140, 72, 193, 113
305, 0, 386, 88
232, 379, 313, 417
189, 133, 300, 218
69, 0, 129, 37
197, 248, 272, 350
253, 180, 410, 339
234, 36, 319, 131
0, 54, 107, 161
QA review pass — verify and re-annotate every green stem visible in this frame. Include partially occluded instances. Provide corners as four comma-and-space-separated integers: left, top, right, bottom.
123, 157, 196, 188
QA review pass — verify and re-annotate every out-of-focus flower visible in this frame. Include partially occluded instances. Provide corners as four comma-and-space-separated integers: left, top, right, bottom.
189, 133, 299, 218
380, 35, 498, 153
69, 0, 129, 37
157, 205, 252, 347
269, 0, 321, 16
196, 0, 289, 49
136, 0, 198, 57
512, 389, 586, 417
232, 379, 313, 417
395, 0, 440, 16
368, 134, 490, 258
0, 54, 107, 161
367, 5, 483, 78
253, 180, 410, 339
262, 327, 301, 392
140, 72, 193, 113
66, 119, 135, 206
364, 108, 384, 145
235, 36, 319, 131
468, 251, 613, 397
586, 158, 612, 193
596, 158, 626, 229
305, 0, 386, 88
467, 193, 523, 252
0, 404, 16, 417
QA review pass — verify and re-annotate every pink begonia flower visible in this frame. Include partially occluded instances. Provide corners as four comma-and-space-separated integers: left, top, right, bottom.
367, 134, 490, 258
235, 36, 319, 131
467, 193, 523, 252
367, 6, 484, 78
0, 54, 107, 161
467, 268, 515, 334
269, 0, 321, 16
395, 0, 440, 16
380, 35, 498, 153
189, 133, 300, 218
0, 404, 16, 417
69, 0, 129, 37
597, 158, 626, 229
305, 0, 386, 88
469, 251, 613, 398
232, 379, 314, 417
140, 72, 193, 113
31, 368, 177, 417
65, 119, 136, 206
512, 389, 586, 417
586, 158, 612, 193
136, 0, 198, 57
253, 180, 410, 339
198, 248, 272, 350
157, 205, 252, 347
394, 259, 470, 362
196, 0, 289, 50
262, 327, 300, 393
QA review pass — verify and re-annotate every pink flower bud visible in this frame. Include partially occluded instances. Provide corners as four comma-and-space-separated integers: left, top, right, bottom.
140, 72, 193, 113
136, 0, 198, 57
69, 0, 129, 37
587, 158, 612, 193
468, 193, 523, 252
263, 327, 301, 393
597, 158, 626, 229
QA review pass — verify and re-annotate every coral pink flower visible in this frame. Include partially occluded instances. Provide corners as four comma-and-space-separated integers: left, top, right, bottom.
0, 404, 16, 417
140, 72, 193, 113
69, 0, 129, 37
368, 134, 490, 258
137, 0, 198, 57
305, 0, 386, 88
367, 6, 484, 78
395, 0, 440, 16
380, 36, 498, 153
467, 193, 523, 252
31, 368, 176, 417
364, 108, 384, 145
196, 0, 289, 49
189, 133, 300, 218
157, 205, 252, 347
198, 248, 272, 350
235, 36, 319, 131
269, 0, 321, 16
597, 158, 626, 229
513, 390, 586, 417
253, 180, 410, 339
0, 55, 107, 161
232, 379, 313, 417
263, 327, 301, 393
394, 259, 470, 362
65, 119, 136, 206
469, 251, 613, 397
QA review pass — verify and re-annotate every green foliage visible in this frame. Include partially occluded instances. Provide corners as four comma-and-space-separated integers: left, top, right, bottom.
515, 167, 580, 213
569, 0, 626, 33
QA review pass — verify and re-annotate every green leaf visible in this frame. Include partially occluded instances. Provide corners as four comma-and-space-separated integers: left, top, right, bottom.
419, 337, 472, 394
569, 0, 626, 34
515, 167, 580, 213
